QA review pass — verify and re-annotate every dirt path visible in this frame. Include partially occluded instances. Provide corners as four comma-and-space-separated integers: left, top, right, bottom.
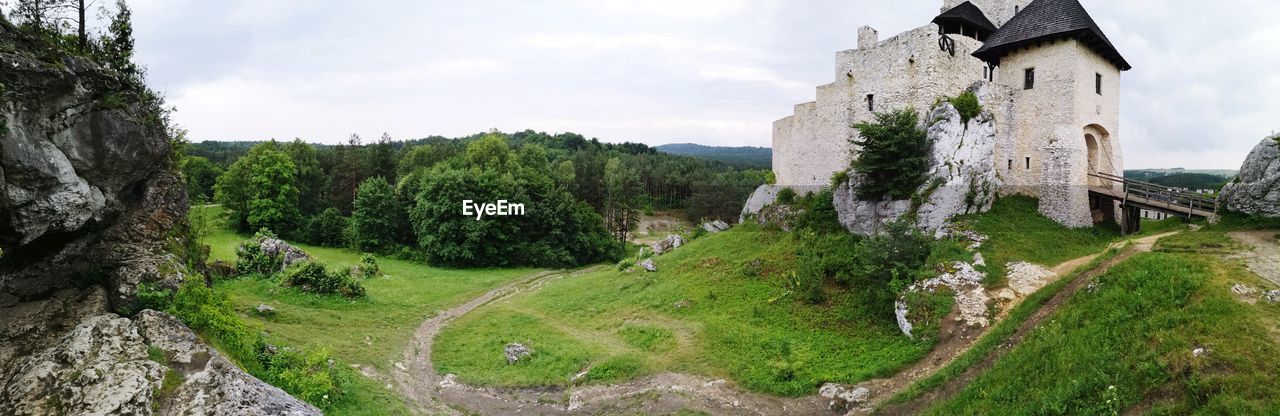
873, 232, 1176, 415
391, 267, 831, 415
1229, 231, 1280, 286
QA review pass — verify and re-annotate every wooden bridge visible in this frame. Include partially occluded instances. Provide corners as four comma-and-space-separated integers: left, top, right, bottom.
1087, 172, 1219, 235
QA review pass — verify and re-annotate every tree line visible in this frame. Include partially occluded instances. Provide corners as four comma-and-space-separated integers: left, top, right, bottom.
185, 130, 768, 268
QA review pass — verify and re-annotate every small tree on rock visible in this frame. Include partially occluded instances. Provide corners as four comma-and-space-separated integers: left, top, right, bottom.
851, 109, 930, 200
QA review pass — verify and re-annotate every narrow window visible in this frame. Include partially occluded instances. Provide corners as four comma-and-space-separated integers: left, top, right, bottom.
1095, 73, 1102, 95
1015, 5, 1020, 14
1025, 157, 1031, 170
1007, 159, 1013, 170
866, 94, 875, 112
1024, 68, 1035, 90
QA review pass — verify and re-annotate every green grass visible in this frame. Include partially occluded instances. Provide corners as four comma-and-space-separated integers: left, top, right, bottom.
196, 205, 541, 415
922, 251, 1280, 415
1153, 230, 1245, 254
884, 246, 1123, 406
957, 196, 1180, 286
434, 225, 934, 396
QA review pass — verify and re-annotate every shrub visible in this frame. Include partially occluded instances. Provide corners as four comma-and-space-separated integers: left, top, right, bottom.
259, 346, 348, 408
282, 261, 365, 298
793, 220, 932, 322
830, 170, 849, 187
359, 254, 381, 279
792, 188, 843, 234
304, 208, 348, 248
851, 109, 930, 201
765, 170, 777, 185
235, 229, 281, 277
947, 90, 983, 123
776, 187, 797, 205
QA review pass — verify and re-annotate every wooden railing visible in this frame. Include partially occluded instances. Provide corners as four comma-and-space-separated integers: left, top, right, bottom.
1088, 172, 1219, 218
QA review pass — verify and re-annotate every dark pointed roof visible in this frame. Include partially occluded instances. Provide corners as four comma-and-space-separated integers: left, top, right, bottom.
972, 0, 1131, 71
933, 1, 997, 34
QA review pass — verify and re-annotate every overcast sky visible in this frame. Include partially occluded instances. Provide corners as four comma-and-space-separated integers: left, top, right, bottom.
128, 0, 1279, 169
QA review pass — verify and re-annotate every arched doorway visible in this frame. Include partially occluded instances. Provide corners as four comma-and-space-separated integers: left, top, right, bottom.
1083, 124, 1112, 187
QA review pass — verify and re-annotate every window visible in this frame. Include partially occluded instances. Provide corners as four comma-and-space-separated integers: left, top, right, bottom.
1015, 5, 1020, 14
1095, 73, 1102, 95
1024, 68, 1035, 90
867, 94, 875, 112
1007, 159, 1013, 170
1025, 157, 1031, 170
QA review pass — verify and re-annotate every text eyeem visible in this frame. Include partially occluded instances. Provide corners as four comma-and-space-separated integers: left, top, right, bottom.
462, 200, 525, 220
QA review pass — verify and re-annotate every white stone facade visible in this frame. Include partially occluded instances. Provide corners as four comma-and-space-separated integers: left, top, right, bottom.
772, 0, 1125, 229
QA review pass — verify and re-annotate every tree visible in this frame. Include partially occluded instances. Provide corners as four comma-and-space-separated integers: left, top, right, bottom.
851, 108, 930, 200
181, 155, 222, 202
325, 134, 370, 214
304, 208, 348, 248
350, 176, 403, 253
603, 157, 641, 242
283, 139, 324, 215
100, 0, 136, 76
410, 167, 523, 267
214, 142, 301, 235
367, 133, 397, 184
465, 133, 515, 171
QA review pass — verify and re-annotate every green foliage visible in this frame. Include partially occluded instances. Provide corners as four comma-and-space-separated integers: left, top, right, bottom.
654, 143, 772, 169
794, 220, 931, 320
830, 170, 849, 187
259, 346, 349, 408
303, 208, 348, 248
282, 261, 366, 298
946, 91, 983, 123
283, 139, 325, 215
359, 254, 380, 279
99, 0, 138, 76
234, 230, 281, 277
851, 109, 930, 200
685, 169, 770, 223
215, 142, 302, 236
180, 156, 223, 202
958, 196, 1124, 286
349, 177, 404, 253
765, 170, 777, 185
791, 188, 843, 234
603, 157, 642, 242
776, 187, 797, 205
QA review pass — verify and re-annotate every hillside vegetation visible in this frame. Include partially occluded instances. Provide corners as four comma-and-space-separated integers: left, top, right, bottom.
923, 233, 1280, 414
655, 143, 773, 169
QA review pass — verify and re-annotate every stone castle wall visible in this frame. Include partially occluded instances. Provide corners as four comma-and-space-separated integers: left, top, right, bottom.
941, 0, 1032, 27
773, 25, 989, 186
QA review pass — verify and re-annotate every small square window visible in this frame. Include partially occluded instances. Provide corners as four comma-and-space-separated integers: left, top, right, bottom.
1095, 73, 1102, 95
1024, 68, 1035, 90
867, 94, 875, 112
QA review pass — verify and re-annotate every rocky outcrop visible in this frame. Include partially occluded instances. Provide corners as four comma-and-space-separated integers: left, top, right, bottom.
834, 99, 997, 235
650, 234, 685, 255
0, 292, 319, 415
0, 20, 316, 414
255, 237, 312, 271
738, 185, 822, 223
701, 220, 730, 233
0, 20, 186, 309
1220, 137, 1280, 217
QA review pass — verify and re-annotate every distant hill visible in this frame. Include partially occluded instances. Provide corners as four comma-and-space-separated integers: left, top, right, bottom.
1124, 169, 1237, 191
656, 143, 772, 169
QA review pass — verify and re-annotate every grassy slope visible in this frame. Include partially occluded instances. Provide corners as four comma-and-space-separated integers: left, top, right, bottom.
434, 225, 933, 396
198, 206, 538, 415
959, 196, 1182, 285
432, 197, 1188, 398
924, 232, 1280, 415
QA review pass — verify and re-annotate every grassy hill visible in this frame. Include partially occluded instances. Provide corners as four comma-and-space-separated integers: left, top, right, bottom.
656, 143, 772, 169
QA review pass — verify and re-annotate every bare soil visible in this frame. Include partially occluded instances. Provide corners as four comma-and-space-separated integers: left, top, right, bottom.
1228, 230, 1280, 286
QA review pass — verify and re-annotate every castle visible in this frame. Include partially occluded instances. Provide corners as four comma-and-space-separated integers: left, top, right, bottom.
772, 0, 1130, 228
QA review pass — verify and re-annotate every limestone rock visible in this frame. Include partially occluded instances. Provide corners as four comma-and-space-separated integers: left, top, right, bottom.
258, 238, 312, 271
835, 99, 997, 235
1006, 262, 1057, 296
898, 261, 990, 337
1264, 290, 1280, 304
701, 220, 730, 233
505, 343, 532, 364
256, 304, 276, 315
818, 383, 870, 406
651, 234, 685, 255
1231, 284, 1259, 296
638, 258, 658, 272
1220, 137, 1280, 217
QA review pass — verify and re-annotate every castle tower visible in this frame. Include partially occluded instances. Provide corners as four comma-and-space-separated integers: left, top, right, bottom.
971, 0, 1131, 227
941, 0, 1032, 27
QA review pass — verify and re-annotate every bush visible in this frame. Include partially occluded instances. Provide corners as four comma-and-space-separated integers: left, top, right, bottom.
793, 220, 932, 322
304, 208, 348, 248
851, 109, 930, 200
359, 254, 381, 279
259, 346, 348, 408
776, 187, 797, 205
235, 229, 281, 277
282, 261, 366, 298
792, 188, 843, 234
947, 90, 982, 123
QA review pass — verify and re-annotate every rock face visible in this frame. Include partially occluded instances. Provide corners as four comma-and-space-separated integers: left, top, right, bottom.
257, 238, 312, 271
0, 21, 316, 414
1220, 137, 1280, 217
0, 291, 319, 415
835, 101, 997, 235
0, 21, 186, 309
739, 185, 822, 223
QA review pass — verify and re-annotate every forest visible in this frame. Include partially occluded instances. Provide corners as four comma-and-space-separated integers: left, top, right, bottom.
184, 130, 769, 268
